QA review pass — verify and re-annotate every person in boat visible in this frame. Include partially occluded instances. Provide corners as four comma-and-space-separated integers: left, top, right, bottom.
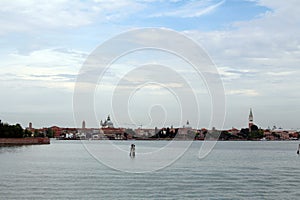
130, 144, 135, 157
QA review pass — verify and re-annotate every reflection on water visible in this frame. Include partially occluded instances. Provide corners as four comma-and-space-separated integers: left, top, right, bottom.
0, 145, 32, 154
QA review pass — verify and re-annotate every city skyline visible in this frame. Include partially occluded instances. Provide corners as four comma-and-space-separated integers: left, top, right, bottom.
1, 0, 300, 129
16, 108, 297, 132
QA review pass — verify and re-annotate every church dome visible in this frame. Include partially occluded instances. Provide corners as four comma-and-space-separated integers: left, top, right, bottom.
101, 115, 114, 128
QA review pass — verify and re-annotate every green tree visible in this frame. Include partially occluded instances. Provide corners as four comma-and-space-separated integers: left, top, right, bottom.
24, 129, 32, 137
34, 129, 44, 137
0, 122, 25, 138
46, 128, 54, 138
249, 128, 264, 139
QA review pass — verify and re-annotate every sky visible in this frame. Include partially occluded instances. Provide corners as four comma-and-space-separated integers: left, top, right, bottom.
1, 0, 300, 130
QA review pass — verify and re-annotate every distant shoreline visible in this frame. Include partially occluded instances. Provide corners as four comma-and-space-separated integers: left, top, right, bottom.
57, 138, 299, 142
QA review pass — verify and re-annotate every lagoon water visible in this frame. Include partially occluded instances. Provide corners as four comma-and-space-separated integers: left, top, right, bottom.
1, 140, 300, 199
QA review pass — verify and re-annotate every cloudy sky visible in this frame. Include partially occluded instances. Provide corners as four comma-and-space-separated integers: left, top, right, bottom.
1, 0, 300, 130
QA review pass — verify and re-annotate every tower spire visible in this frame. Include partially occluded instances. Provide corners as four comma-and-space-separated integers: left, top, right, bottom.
249, 108, 253, 119
82, 120, 86, 129
248, 108, 254, 130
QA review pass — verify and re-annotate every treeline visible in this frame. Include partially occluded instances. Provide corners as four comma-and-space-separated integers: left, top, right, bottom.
0, 122, 23, 138
0, 121, 31, 138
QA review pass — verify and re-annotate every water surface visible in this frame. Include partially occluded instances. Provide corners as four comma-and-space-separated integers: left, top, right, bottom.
1, 140, 300, 199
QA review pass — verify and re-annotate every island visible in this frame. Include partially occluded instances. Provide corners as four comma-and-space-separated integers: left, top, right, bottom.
0, 120, 50, 145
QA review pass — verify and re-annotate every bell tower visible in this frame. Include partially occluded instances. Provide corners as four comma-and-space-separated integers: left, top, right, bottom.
248, 108, 253, 131
82, 120, 86, 129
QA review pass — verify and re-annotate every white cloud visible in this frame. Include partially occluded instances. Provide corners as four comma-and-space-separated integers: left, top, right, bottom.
181, 0, 300, 129
0, 0, 143, 35
184, 0, 300, 83
0, 1, 91, 34
1, 0, 300, 128
0, 48, 87, 91
227, 89, 259, 96
218, 67, 258, 81
151, 0, 225, 18
266, 71, 294, 76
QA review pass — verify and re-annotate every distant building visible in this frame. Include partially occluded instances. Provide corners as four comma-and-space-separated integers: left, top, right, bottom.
98, 115, 126, 140
100, 115, 114, 128
183, 120, 191, 129
134, 128, 155, 137
177, 120, 195, 139
25, 122, 35, 136
50, 126, 62, 138
228, 127, 239, 136
82, 120, 86, 129
249, 108, 254, 131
